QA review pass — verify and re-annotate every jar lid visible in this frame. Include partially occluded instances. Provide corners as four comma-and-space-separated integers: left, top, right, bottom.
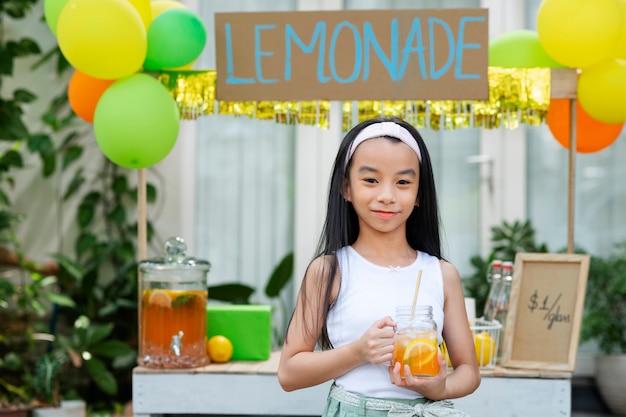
139, 237, 211, 273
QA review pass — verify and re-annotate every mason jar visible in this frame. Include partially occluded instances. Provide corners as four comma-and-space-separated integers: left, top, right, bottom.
392, 305, 439, 377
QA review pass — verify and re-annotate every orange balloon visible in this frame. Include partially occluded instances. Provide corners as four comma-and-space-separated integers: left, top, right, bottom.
68, 70, 116, 123
547, 98, 624, 153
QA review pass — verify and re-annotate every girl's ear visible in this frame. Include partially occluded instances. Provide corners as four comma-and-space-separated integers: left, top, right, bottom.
341, 178, 351, 202
415, 197, 420, 207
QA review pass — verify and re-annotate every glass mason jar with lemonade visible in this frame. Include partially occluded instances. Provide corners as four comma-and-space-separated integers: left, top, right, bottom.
392, 305, 439, 378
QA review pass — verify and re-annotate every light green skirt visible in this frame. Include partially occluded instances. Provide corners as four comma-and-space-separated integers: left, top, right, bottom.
323, 384, 470, 417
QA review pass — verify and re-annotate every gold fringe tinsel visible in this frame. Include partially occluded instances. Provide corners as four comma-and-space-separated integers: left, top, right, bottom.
158, 67, 550, 131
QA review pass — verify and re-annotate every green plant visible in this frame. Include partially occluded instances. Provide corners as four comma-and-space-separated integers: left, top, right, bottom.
208, 251, 294, 346
2, 0, 159, 412
463, 220, 549, 315
580, 243, 626, 355
28, 315, 135, 408
0, 222, 74, 409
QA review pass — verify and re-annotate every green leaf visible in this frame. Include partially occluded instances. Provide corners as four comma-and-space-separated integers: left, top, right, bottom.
62, 145, 83, 171
265, 252, 294, 298
6, 38, 40, 59
107, 204, 126, 224
27, 133, 53, 153
82, 191, 101, 206
63, 168, 85, 200
41, 150, 56, 177
45, 292, 76, 308
208, 283, 255, 304
112, 175, 128, 194
85, 323, 114, 346
50, 253, 84, 281
89, 340, 134, 358
77, 202, 95, 228
0, 189, 10, 206
112, 351, 137, 369
0, 44, 13, 75
0, 105, 29, 139
146, 183, 157, 202
56, 49, 71, 75
0, 150, 24, 172
13, 88, 37, 103
75, 232, 97, 258
86, 358, 118, 395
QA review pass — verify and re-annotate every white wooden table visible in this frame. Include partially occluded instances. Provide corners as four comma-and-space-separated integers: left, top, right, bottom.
132, 352, 572, 417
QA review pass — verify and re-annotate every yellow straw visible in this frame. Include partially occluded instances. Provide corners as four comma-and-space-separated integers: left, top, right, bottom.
410, 269, 423, 319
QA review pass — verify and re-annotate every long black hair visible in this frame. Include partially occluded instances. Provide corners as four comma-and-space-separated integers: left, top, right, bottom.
295, 116, 443, 349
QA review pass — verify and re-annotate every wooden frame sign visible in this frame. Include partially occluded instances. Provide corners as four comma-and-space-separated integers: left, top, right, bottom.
215, 9, 488, 101
501, 253, 590, 372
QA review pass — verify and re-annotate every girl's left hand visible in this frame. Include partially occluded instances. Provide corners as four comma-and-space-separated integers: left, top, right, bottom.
388, 351, 448, 400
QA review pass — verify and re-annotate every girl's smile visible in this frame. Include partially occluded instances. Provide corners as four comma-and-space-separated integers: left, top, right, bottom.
373, 210, 398, 220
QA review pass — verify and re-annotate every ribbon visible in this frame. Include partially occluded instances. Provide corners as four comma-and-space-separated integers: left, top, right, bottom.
388, 400, 470, 417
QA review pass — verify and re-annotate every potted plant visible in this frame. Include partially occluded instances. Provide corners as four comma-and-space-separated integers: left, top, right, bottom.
0, 256, 71, 414
580, 243, 626, 416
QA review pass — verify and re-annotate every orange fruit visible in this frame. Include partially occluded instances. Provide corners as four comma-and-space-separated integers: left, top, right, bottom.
206, 335, 233, 363
148, 290, 171, 308
403, 339, 437, 365
474, 332, 496, 366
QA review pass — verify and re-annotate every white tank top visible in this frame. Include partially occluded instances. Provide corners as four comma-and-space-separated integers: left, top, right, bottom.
327, 246, 444, 399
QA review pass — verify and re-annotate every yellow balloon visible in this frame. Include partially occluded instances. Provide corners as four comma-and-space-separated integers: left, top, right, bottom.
150, 0, 186, 21
537, 0, 623, 68
57, 0, 147, 80
128, 0, 151, 29
610, 0, 626, 59
578, 58, 626, 124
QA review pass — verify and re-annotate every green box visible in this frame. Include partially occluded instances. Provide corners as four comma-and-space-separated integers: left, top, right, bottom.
206, 304, 272, 361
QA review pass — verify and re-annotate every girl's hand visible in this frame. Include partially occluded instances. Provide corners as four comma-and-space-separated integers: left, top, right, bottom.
388, 351, 448, 400
357, 316, 396, 365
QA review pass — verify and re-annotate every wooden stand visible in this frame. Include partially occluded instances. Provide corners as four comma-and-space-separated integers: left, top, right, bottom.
132, 352, 572, 417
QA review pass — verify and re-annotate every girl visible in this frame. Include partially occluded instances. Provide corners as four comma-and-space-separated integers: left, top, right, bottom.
278, 117, 480, 417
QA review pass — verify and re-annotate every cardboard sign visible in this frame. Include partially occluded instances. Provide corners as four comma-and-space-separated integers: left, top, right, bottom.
215, 9, 489, 101
501, 253, 590, 372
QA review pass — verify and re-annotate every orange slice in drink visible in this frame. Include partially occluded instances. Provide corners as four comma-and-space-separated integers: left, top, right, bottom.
403, 339, 437, 366
149, 290, 172, 308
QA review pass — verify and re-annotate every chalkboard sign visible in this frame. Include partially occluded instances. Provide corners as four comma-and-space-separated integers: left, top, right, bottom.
500, 253, 590, 372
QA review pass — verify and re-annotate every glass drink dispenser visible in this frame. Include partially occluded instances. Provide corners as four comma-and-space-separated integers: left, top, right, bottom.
138, 237, 210, 368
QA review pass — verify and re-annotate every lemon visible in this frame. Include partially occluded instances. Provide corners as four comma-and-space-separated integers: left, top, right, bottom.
148, 290, 171, 308
474, 332, 496, 366
207, 335, 233, 363
403, 339, 437, 365
440, 341, 452, 368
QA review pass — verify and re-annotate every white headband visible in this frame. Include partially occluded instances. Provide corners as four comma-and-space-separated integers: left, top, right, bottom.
345, 122, 422, 169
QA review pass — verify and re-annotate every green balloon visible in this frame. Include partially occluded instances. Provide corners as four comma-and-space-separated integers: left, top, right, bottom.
143, 8, 207, 71
44, 0, 70, 35
489, 30, 566, 68
93, 73, 180, 169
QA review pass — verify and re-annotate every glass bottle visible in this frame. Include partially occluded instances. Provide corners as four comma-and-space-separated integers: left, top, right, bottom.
392, 305, 439, 378
138, 237, 211, 368
483, 259, 503, 321
494, 260, 513, 362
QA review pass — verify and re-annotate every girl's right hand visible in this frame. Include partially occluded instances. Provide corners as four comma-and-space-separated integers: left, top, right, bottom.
357, 316, 396, 365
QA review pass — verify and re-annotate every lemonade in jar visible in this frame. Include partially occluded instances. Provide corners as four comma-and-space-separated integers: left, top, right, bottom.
139, 237, 210, 368
392, 305, 439, 378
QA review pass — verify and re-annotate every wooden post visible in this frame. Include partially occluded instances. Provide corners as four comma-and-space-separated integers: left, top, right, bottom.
550, 69, 578, 254
566, 99, 577, 254
137, 168, 147, 354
